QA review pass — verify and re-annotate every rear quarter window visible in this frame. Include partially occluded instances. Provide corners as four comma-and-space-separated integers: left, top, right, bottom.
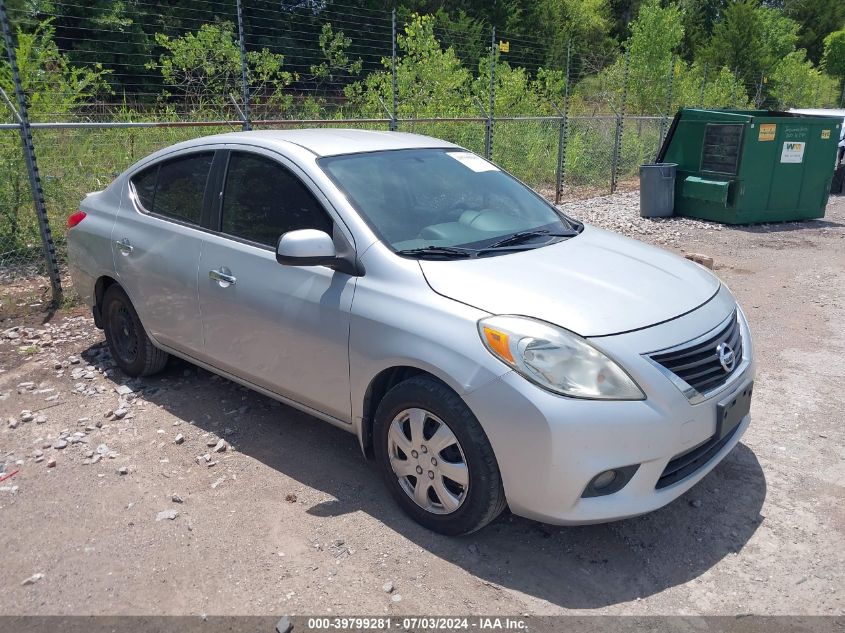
130, 152, 213, 225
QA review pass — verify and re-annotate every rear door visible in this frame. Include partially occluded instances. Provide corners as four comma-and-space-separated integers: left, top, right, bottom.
114, 150, 214, 353
197, 148, 355, 422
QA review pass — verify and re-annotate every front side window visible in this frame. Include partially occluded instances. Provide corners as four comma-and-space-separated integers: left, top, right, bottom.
319, 148, 577, 253
220, 152, 332, 247
130, 152, 213, 225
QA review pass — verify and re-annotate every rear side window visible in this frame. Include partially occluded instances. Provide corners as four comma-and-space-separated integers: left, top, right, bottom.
220, 152, 332, 246
130, 152, 213, 225
132, 165, 157, 212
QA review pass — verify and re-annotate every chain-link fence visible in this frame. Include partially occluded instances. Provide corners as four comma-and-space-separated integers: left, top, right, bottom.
2, 0, 844, 308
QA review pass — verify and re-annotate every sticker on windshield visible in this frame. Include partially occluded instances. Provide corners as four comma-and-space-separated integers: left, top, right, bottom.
447, 151, 499, 172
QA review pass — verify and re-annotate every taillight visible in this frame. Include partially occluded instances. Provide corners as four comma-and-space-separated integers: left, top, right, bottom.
67, 211, 86, 229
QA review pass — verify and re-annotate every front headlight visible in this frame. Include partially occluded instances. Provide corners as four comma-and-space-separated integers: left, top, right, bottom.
478, 315, 645, 400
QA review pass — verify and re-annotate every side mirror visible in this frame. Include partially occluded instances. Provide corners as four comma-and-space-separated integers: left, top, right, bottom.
276, 229, 336, 267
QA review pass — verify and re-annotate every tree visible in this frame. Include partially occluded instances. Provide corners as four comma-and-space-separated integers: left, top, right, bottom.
149, 22, 295, 116
677, 0, 727, 61
625, 0, 684, 114
527, 0, 609, 67
344, 14, 472, 118
822, 30, 845, 95
705, 0, 767, 89
783, 0, 845, 64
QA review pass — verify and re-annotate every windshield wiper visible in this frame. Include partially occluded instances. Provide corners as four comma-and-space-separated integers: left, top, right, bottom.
396, 245, 478, 259
486, 228, 579, 249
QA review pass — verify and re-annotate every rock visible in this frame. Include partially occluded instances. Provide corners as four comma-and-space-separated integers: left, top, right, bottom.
206, 438, 218, 447
690, 499, 702, 508
8, 418, 18, 429
96, 444, 110, 455
53, 439, 68, 450
285, 493, 297, 503
391, 594, 402, 603
174, 434, 185, 445
115, 384, 134, 396
21, 573, 44, 586
118, 466, 129, 475
171, 494, 184, 503
68, 356, 81, 365
213, 438, 228, 453
467, 543, 479, 554
20, 410, 34, 423
47, 458, 56, 468
382, 581, 394, 594
684, 253, 714, 269
156, 509, 179, 521
34, 415, 46, 424
112, 408, 129, 420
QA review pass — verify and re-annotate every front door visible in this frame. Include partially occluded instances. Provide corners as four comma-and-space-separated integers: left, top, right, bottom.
198, 150, 355, 422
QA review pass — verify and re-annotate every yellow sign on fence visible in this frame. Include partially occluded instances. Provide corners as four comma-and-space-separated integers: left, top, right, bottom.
498, 40, 509, 53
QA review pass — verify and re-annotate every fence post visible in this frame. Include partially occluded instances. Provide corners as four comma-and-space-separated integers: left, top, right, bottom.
754, 74, 764, 109
484, 26, 495, 160
611, 48, 630, 194
235, 0, 251, 131
0, 0, 62, 304
390, 7, 398, 131
699, 62, 707, 108
554, 40, 571, 205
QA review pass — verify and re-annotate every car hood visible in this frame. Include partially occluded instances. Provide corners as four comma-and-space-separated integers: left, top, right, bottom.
419, 224, 721, 337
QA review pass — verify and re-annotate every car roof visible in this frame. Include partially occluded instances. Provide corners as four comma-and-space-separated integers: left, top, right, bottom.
174, 128, 460, 157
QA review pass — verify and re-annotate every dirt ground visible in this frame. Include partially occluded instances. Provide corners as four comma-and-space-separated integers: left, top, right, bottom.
1, 196, 843, 617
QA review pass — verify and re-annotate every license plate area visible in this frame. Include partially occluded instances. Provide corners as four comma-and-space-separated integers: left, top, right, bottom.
716, 381, 753, 440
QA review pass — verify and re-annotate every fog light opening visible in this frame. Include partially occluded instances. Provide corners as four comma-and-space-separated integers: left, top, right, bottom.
581, 464, 640, 498
592, 469, 617, 490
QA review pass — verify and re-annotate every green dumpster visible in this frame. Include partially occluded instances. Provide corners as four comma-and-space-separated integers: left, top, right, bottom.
657, 108, 841, 224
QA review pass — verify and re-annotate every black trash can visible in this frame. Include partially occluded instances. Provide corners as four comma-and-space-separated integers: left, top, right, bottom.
639, 163, 677, 218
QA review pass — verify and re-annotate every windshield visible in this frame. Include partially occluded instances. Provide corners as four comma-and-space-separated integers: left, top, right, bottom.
319, 148, 578, 255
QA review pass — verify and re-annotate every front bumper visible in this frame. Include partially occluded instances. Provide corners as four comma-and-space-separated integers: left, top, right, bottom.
463, 285, 756, 525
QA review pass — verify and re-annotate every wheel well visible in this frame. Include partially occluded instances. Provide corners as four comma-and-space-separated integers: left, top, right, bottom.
361, 366, 444, 458
93, 275, 118, 328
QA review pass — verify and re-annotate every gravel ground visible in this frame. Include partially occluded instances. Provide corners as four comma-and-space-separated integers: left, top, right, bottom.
0, 194, 843, 616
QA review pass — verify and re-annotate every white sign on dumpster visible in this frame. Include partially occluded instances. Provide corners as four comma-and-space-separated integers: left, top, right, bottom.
780, 141, 805, 163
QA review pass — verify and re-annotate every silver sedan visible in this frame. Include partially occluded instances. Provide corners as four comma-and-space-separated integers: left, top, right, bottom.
67, 129, 755, 534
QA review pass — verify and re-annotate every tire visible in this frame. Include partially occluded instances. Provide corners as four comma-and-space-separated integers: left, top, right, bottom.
374, 376, 507, 535
101, 284, 169, 377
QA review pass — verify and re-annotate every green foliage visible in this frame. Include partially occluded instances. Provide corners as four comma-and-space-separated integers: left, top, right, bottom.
624, 0, 684, 114
822, 30, 845, 90
1, 22, 111, 262
784, 0, 845, 64
768, 50, 835, 108
345, 15, 472, 118
0, 21, 110, 119
528, 0, 609, 67
149, 22, 295, 115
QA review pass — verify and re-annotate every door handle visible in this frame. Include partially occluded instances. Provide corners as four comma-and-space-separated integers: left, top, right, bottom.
115, 238, 133, 255
209, 267, 237, 286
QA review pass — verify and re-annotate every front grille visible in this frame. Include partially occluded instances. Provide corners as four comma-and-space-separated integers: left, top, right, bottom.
650, 311, 742, 396
656, 422, 741, 489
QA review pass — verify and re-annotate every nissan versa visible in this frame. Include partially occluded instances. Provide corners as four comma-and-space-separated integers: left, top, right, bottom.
67, 129, 755, 535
